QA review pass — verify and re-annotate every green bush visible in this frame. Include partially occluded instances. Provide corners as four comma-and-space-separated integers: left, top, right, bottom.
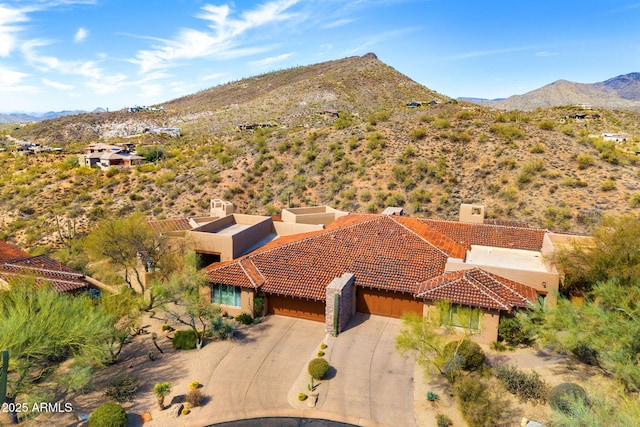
494, 365, 549, 404
88, 402, 128, 427
297, 392, 308, 401
497, 315, 534, 346
549, 383, 588, 414
104, 375, 140, 404
253, 297, 265, 317
572, 344, 599, 366
172, 329, 197, 350
308, 358, 330, 380
444, 339, 486, 371
235, 313, 253, 325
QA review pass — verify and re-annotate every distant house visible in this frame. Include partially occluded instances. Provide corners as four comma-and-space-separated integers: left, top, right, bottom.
0, 241, 97, 294
82, 143, 145, 169
602, 132, 629, 142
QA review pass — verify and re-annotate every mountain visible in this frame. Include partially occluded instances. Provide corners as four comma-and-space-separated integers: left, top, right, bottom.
2, 53, 640, 249
487, 73, 640, 111
0, 110, 91, 124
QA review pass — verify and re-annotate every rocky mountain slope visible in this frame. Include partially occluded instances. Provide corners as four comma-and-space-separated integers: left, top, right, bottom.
1, 54, 640, 250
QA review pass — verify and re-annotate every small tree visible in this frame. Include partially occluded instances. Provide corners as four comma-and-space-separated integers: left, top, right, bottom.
153, 382, 171, 410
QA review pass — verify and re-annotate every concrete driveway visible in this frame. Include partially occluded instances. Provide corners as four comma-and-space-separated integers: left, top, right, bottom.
317, 314, 416, 427
156, 313, 414, 427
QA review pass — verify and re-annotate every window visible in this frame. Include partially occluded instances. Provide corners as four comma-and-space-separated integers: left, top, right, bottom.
211, 284, 241, 307
441, 303, 480, 330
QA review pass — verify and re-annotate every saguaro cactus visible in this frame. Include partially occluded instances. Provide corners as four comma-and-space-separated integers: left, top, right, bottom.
0, 350, 8, 405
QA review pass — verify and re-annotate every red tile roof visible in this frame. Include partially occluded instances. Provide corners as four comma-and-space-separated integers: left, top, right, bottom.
0, 242, 90, 293
419, 219, 546, 251
0, 241, 31, 262
416, 268, 538, 311
206, 215, 467, 301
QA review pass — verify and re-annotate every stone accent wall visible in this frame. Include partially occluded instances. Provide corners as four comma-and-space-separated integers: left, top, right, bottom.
325, 273, 355, 335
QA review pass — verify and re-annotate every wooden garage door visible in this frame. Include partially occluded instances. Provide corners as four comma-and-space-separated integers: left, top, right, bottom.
268, 295, 326, 322
356, 287, 423, 318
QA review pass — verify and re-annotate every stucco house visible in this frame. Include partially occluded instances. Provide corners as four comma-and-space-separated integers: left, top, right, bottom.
202, 204, 570, 343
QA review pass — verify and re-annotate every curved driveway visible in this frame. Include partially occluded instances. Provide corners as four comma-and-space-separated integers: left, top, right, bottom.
169, 314, 415, 427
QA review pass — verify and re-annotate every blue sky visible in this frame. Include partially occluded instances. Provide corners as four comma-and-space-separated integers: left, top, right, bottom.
1, 0, 639, 112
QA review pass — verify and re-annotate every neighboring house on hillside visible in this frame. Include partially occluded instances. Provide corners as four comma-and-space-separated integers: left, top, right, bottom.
202, 204, 578, 343
82, 142, 145, 169
0, 241, 98, 294
602, 132, 629, 142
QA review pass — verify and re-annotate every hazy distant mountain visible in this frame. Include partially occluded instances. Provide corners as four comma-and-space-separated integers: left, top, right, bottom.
0, 109, 102, 124
457, 97, 504, 104
464, 73, 640, 111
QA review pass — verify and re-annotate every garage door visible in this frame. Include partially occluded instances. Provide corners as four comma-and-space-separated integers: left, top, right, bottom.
356, 287, 423, 318
268, 295, 326, 322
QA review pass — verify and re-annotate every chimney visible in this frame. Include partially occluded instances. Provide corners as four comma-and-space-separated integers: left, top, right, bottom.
210, 199, 234, 217
459, 204, 485, 224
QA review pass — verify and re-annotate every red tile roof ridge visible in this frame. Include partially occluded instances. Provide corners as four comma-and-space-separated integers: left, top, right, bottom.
417, 268, 535, 311
1, 263, 85, 279
238, 258, 266, 288
424, 218, 548, 233
391, 216, 468, 258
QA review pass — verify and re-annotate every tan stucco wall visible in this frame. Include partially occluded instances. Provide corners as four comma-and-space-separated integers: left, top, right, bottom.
422, 302, 501, 345
281, 206, 349, 226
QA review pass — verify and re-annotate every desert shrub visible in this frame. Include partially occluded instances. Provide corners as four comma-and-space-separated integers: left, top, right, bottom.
444, 339, 486, 371
320, 343, 327, 349
426, 391, 439, 401
497, 315, 534, 346
161, 324, 174, 332
600, 179, 616, 191
235, 313, 253, 325
576, 154, 595, 169
308, 357, 330, 380
489, 123, 525, 141
491, 341, 508, 352
297, 392, 308, 401
549, 383, 588, 414
182, 408, 191, 415
537, 120, 556, 130
104, 375, 140, 404
529, 142, 546, 153
210, 316, 236, 340
317, 351, 325, 357
410, 128, 427, 140
453, 375, 509, 427
572, 344, 599, 366
189, 381, 201, 390
436, 414, 453, 427
172, 329, 197, 350
88, 402, 128, 427
494, 365, 549, 404
186, 389, 203, 407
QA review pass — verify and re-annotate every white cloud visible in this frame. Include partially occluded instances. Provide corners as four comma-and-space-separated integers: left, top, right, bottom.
322, 18, 354, 29
131, 0, 301, 74
21, 38, 102, 78
0, 5, 31, 57
249, 52, 294, 67
42, 78, 74, 90
535, 51, 556, 57
74, 27, 88, 43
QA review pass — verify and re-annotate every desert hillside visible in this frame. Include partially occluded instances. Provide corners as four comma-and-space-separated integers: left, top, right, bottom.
1, 53, 640, 250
